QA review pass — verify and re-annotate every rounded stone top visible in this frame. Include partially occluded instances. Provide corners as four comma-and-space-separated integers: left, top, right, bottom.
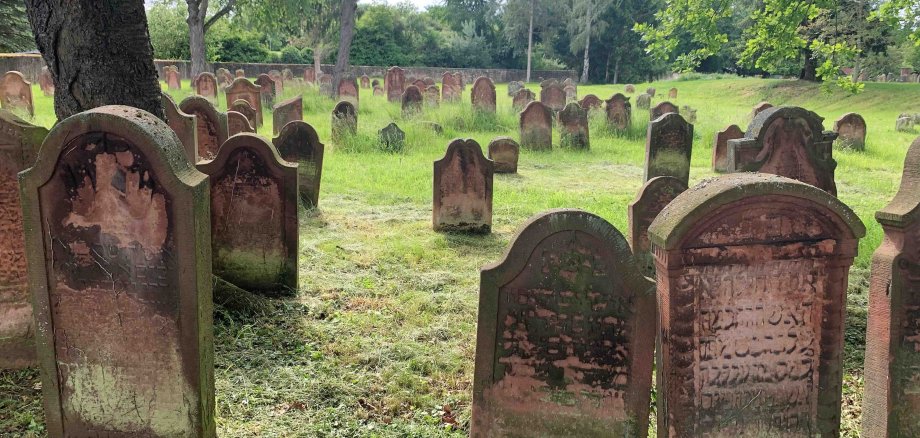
877, 136, 920, 227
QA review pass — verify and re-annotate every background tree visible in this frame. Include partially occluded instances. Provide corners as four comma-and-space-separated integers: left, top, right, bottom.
186, 0, 237, 76
243, 0, 340, 77
502, 0, 559, 81
333, 0, 357, 97
568, 0, 613, 83
1, 0, 35, 52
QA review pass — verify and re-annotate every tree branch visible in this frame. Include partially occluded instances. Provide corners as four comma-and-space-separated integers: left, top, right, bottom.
204, 0, 235, 31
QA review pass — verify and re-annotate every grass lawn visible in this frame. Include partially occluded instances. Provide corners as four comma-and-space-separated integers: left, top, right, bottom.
2, 74, 919, 437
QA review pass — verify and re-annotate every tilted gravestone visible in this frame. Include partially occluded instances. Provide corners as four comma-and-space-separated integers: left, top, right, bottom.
225, 77, 263, 127
161, 92, 198, 165
472, 209, 656, 437
273, 121, 325, 208
635, 93, 651, 110
752, 101, 773, 117
231, 99, 258, 131
441, 71, 461, 102
195, 72, 218, 101
648, 173, 865, 437
578, 94, 602, 111
198, 134, 298, 294
606, 93, 632, 131
711, 124, 744, 173
471, 77, 497, 113
540, 82, 566, 112
558, 102, 589, 150
180, 96, 229, 162
833, 112, 867, 151
668, 87, 678, 99
303, 67, 316, 84
39, 66, 54, 96
424, 85, 440, 107
272, 95, 303, 135
164, 65, 181, 90
227, 110, 255, 136
433, 139, 493, 233
650, 101, 679, 120
338, 76, 360, 107
402, 85, 424, 115
0, 110, 46, 369
331, 101, 357, 143
360, 75, 370, 88
644, 112, 693, 185
519, 101, 553, 151
625, 84, 635, 93
385, 66, 406, 103
512, 88, 535, 111
627, 176, 687, 278
378, 122, 405, 152
19, 106, 215, 436
487, 137, 519, 174
0, 71, 33, 118
254, 74, 276, 108
727, 106, 838, 195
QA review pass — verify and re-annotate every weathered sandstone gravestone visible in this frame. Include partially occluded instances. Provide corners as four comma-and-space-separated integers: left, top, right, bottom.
402, 85, 424, 115
378, 122, 405, 152
423, 77, 436, 87
0, 111, 46, 369
540, 82, 566, 112
627, 176, 687, 278
635, 93, 651, 110
539, 78, 558, 88
833, 112, 867, 151
625, 84, 635, 93
648, 173, 865, 437
161, 92, 198, 165
19, 106, 215, 436
472, 208, 656, 438
198, 134, 298, 294
579, 94, 602, 111
235, 68, 245, 78
194, 72, 218, 100
180, 96, 229, 162
373, 85, 384, 96
454, 72, 465, 91
646, 87, 656, 97
282, 68, 294, 82
727, 106, 838, 195
441, 71, 461, 102
471, 77, 497, 113
338, 76, 359, 107
564, 84, 577, 101
360, 75, 370, 88
752, 101, 773, 117
650, 101, 679, 120
273, 121, 325, 208
227, 110, 255, 136
216, 68, 232, 87
559, 102, 589, 150
644, 112, 693, 185
433, 139, 493, 233
164, 65, 181, 90
1, 71, 33, 118
520, 101, 552, 151
424, 85, 440, 107
273, 95, 303, 135
412, 79, 427, 91
864, 136, 920, 437
231, 99, 258, 131
606, 93, 632, 131
711, 124, 744, 173
331, 101, 357, 142
507, 81, 524, 97
39, 66, 54, 96
226, 77, 263, 127
668, 87, 677, 99
303, 67, 315, 84
385, 66, 406, 103
267, 70, 281, 82
487, 137, 519, 174
512, 88, 535, 111
319, 74, 334, 96
254, 74, 276, 107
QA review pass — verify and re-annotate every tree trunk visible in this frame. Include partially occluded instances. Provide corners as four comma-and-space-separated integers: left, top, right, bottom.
24, 0, 164, 120
580, 2, 592, 83
332, 0, 357, 98
314, 46, 324, 80
526, 0, 534, 83
613, 56, 620, 85
187, 0, 208, 78
799, 47, 818, 81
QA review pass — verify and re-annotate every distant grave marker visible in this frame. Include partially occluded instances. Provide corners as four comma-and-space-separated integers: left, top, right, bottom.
578, 94, 602, 111
487, 137, 519, 174
711, 124, 744, 173
272, 95, 303, 135
378, 122, 405, 152
0, 71, 33, 118
558, 102, 589, 150
39, 66, 54, 96
230, 99, 258, 130
519, 101, 552, 151
433, 139, 493, 233
360, 75, 370, 88
402, 85, 423, 115
331, 101, 357, 142
273, 121, 325, 208
385, 66, 406, 103
194, 72, 218, 100
650, 101, 679, 120
225, 78, 263, 127
338, 76, 359, 107
161, 92, 198, 165
540, 82, 566, 112
227, 110, 255, 135
512, 88, 535, 111
180, 96, 229, 162
644, 112, 693, 185
606, 93, 632, 131
635, 93, 651, 110
628, 176, 687, 277
471, 77, 497, 113
254, 74, 276, 107
833, 112, 867, 151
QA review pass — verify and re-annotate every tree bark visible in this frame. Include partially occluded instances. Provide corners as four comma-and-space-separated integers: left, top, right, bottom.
332, 0, 357, 97
526, 0, 534, 83
799, 47, 818, 81
187, 0, 208, 78
580, 1, 592, 83
613, 56, 620, 85
313, 46, 324, 81
25, 0, 164, 120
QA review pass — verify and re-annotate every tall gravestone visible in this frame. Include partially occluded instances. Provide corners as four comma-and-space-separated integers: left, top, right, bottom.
164, 65, 181, 90
273, 121, 325, 208
606, 93, 632, 131
338, 76, 360, 107
519, 101, 552, 151
512, 88, 535, 111
360, 75, 370, 88
540, 82, 566, 112
0, 111, 47, 369
471, 77, 497, 113
473, 209, 656, 437
231, 99, 258, 131
1, 71, 33, 118
39, 66, 55, 96
216, 68, 232, 88
558, 102, 589, 149
195, 72, 218, 101
303, 67, 315, 84
727, 106, 838, 195
711, 124, 744, 173
272, 95, 303, 135
627, 176, 687, 278
650, 101, 679, 120
331, 101, 357, 143
645, 112, 693, 185
180, 96, 229, 162
579, 94, 602, 111
833, 112, 867, 151
424, 85, 440, 107
487, 137, 519, 174
227, 110, 255, 136
402, 85, 423, 115
19, 106, 215, 437
635, 93, 651, 110
441, 71, 461, 102
162, 92, 199, 165
225, 78, 263, 127
648, 173, 865, 437
385, 66, 406, 103
433, 139, 493, 233
254, 74, 276, 108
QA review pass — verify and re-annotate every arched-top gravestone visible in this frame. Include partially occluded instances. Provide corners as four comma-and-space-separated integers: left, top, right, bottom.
625, 84, 635, 93
711, 124, 744, 173
627, 176, 687, 278
235, 68, 245, 78
227, 110, 255, 136
579, 94, 602, 111
273, 121, 325, 208
539, 78, 558, 88
635, 93, 651, 110
487, 137, 519, 174
39, 66, 54, 96
338, 76, 359, 107
650, 101, 679, 120
231, 99, 258, 130
471, 77, 497, 113
423, 77, 435, 87
512, 88, 535, 111
164, 65, 181, 90
473, 209, 656, 438
216, 68, 232, 88
540, 82, 566, 112
373, 85, 384, 97
282, 68, 294, 81
195, 72, 218, 100
385, 66, 406, 103
864, 136, 920, 437
162, 92, 198, 165
646, 87, 656, 97
606, 93, 632, 131
645, 112, 693, 185
272, 95, 303, 135
752, 101, 773, 117
519, 101, 552, 151
558, 102, 589, 150
424, 85, 440, 107
668, 87, 678, 99
225, 77, 263, 127
303, 67, 316, 84
726, 106, 838, 195
331, 101, 357, 142
507, 81, 524, 97
254, 74, 276, 107
198, 134, 298, 294
648, 173, 865, 438
0, 110, 46, 370
433, 139, 493, 233
563, 84, 577, 101
360, 75, 370, 88
0, 71, 33, 118
19, 106, 214, 437
378, 122, 405, 152
833, 112, 867, 151
402, 85, 423, 115
180, 96, 229, 162
412, 79, 427, 91
442, 71, 461, 102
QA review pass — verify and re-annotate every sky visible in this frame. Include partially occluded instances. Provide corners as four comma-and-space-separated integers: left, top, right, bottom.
358, 0, 443, 10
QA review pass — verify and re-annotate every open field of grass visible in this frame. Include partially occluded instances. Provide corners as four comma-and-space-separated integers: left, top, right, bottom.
2, 74, 919, 436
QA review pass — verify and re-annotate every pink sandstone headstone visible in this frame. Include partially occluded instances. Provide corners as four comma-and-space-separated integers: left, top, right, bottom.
255, 74, 276, 107
273, 121, 325, 208
386, 66, 406, 103
216, 68, 233, 88
331, 101, 357, 143
373, 85, 384, 97
194, 72, 218, 100
646, 87, 656, 97
606, 93, 632, 131
180, 96, 229, 162
752, 101, 773, 117
303, 67, 316, 84
227, 110, 255, 136
0, 71, 33, 118
563, 85, 577, 101
711, 124, 744, 173
627, 176, 687, 277
487, 137, 519, 174
39, 66, 54, 96
472, 208, 656, 437
231, 99, 258, 131
424, 85, 440, 107
360, 75, 370, 88
833, 112, 867, 151
471, 77, 496, 113
235, 68, 245, 78
161, 92, 198, 165
512, 88, 535, 111
650, 101, 679, 120
433, 139, 493, 233
540, 82, 566, 112
338, 76, 359, 107
578, 94, 602, 111
519, 101, 552, 151
165, 65, 181, 90
648, 173, 865, 437
272, 95, 303, 135
558, 102, 589, 150
441, 71, 461, 102
644, 112, 693, 185
412, 79, 427, 91
668, 87, 677, 99
625, 84, 635, 93
225, 77, 263, 127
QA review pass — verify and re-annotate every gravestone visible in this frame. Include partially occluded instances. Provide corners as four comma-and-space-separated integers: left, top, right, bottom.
646, 87, 656, 97
198, 134, 298, 294
225, 78, 263, 127
180, 96, 229, 162
231, 99, 258, 131
512, 88, 535, 111
727, 106, 838, 195
558, 102, 589, 150
331, 101, 357, 142
161, 92, 198, 165
360, 75, 370, 88
235, 68, 245, 78
164, 65, 181, 90
372, 78, 379, 88
402, 85, 424, 115
255, 74, 276, 107
711, 124, 744, 173
752, 101, 773, 117
473, 209, 656, 437
282, 68, 294, 81
648, 173, 865, 437
0, 111, 47, 370
303, 67, 315, 84
563, 85, 577, 101
195, 72, 218, 101
441, 71, 461, 102
635, 93, 651, 110
227, 110, 255, 135
650, 101, 679, 120
273, 95, 303, 135
668, 87, 677, 99
539, 78, 558, 88
454, 71, 465, 91
627, 176, 687, 278
625, 84, 635, 93
423, 77, 436, 87
833, 112, 867, 151
39, 66, 54, 96
644, 112, 693, 185
19, 106, 215, 437
897, 116, 914, 132
216, 68, 232, 88
338, 76, 359, 107
0, 71, 33, 118
519, 101, 552, 151
378, 122, 405, 152
424, 85, 440, 107
373, 85, 384, 97
412, 79, 427, 91
433, 139, 493, 233
385, 66, 406, 103
578, 94, 602, 111
540, 82, 566, 112
273, 121, 325, 208
471, 77, 497, 113
680, 105, 698, 123
507, 81, 524, 97
268, 70, 281, 81
319, 74, 333, 96
487, 137, 519, 174
606, 93, 632, 131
